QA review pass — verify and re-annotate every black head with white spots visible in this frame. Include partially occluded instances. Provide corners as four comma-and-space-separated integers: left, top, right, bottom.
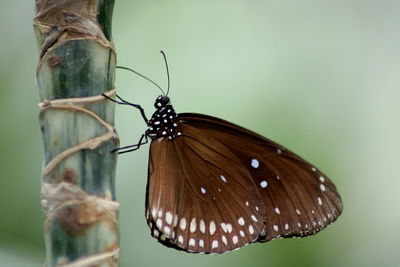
146, 96, 182, 140
154, 95, 171, 109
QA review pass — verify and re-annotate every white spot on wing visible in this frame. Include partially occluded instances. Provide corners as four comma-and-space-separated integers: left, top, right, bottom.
209, 221, 216, 235
226, 223, 233, 233
189, 238, 195, 247
238, 217, 245, 226
200, 187, 206, 194
222, 235, 228, 245
220, 175, 227, 183
317, 197, 323, 205
273, 225, 279, 232
156, 219, 162, 229
160, 234, 166, 241
190, 218, 197, 233
180, 218, 187, 230
275, 207, 280, 214
232, 235, 239, 244
164, 226, 171, 236
199, 239, 204, 248
220, 223, 228, 233
200, 220, 206, 233
212, 240, 219, 249
165, 212, 173, 225
251, 159, 259, 168
153, 229, 159, 237
260, 180, 268, 188
249, 225, 254, 235
319, 176, 325, 182
151, 208, 157, 218
320, 184, 326, 192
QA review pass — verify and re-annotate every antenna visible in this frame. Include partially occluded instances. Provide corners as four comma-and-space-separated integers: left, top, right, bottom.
116, 66, 166, 96
160, 51, 170, 96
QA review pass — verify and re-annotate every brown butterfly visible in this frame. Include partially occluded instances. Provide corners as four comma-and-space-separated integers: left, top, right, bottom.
104, 52, 343, 254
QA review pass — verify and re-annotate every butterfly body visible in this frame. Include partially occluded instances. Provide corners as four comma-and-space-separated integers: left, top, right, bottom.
137, 95, 343, 254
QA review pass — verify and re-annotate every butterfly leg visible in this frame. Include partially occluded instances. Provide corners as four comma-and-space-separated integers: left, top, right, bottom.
102, 93, 149, 123
112, 134, 149, 154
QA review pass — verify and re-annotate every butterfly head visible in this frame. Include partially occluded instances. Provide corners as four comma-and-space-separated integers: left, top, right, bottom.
154, 95, 171, 109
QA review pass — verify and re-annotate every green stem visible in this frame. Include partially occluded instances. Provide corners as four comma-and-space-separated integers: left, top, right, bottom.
33, 0, 119, 266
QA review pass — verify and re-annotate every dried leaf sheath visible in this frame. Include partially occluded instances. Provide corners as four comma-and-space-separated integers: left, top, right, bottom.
33, 0, 119, 266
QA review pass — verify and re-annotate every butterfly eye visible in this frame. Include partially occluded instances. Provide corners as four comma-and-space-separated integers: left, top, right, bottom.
160, 96, 170, 105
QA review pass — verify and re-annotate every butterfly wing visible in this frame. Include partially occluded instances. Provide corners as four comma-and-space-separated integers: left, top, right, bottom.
145, 113, 343, 254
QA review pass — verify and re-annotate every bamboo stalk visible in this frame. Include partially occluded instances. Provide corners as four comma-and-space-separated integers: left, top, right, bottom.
33, 0, 119, 266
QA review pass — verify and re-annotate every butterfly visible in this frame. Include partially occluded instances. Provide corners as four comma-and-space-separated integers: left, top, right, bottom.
104, 52, 343, 254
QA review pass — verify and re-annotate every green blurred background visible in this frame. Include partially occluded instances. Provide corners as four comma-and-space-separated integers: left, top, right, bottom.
1, 0, 399, 266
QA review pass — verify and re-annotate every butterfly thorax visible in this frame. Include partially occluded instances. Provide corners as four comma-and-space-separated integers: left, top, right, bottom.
146, 96, 182, 140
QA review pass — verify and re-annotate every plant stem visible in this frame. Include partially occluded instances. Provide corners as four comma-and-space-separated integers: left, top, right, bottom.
33, 0, 119, 266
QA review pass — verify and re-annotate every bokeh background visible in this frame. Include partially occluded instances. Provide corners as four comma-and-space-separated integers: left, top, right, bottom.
1, 1, 399, 266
